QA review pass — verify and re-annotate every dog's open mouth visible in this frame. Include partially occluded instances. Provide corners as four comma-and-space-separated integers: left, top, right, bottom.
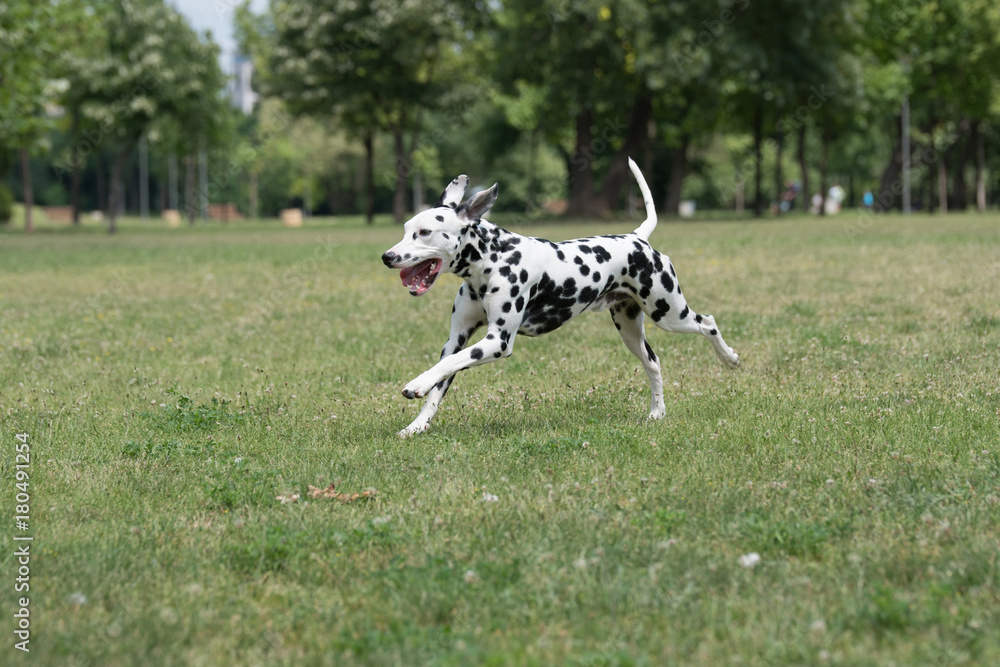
399, 258, 443, 296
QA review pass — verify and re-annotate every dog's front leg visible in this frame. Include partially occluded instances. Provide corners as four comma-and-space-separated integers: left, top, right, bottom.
399, 286, 485, 437
402, 295, 521, 402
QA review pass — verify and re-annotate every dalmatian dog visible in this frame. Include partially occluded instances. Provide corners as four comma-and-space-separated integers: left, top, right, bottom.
381, 158, 739, 437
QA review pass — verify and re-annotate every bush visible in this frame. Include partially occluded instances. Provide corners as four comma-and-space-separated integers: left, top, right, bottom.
0, 184, 12, 223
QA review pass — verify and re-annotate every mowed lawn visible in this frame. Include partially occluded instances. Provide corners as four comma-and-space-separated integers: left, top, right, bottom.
1, 212, 998, 665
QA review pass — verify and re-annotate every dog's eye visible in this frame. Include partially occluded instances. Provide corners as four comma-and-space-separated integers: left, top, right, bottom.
418, 229, 432, 237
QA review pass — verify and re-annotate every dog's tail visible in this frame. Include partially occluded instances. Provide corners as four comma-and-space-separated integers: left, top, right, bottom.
629, 157, 658, 241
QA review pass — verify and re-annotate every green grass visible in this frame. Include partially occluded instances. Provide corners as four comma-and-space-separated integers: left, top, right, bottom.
1, 211, 999, 665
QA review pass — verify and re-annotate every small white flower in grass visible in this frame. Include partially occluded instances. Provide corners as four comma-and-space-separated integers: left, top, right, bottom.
233, 457, 243, 464
67, 592, 88, 606
826, 478, 835, 487
867, 478, 878, 487
481, 492, 498, 503
810, 619, 827, 633
738, 552, 762, 569
463, 569, 478, 583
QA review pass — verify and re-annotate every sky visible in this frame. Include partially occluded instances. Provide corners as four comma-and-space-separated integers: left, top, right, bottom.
168, 0, 269, 72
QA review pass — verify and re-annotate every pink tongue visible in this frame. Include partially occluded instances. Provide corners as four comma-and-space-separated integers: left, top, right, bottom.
400, 260, 433, 287
400, 264, 422, 284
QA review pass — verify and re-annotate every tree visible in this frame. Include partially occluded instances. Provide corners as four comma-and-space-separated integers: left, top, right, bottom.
489, 0, 658, 217
262, 0, 469, 223
66, 0, 227, 232
0, 0, 60, 233
716, 0, 853, 217
866, 0, 1000, 211
49, 0, 112, 225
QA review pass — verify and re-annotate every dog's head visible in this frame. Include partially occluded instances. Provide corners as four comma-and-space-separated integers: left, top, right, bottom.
381, 175, 498, 296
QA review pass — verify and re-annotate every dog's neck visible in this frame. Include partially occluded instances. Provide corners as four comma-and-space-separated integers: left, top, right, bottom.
450, 218, 510, 283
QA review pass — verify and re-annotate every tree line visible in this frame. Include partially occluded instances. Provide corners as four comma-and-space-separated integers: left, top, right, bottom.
3, 0, 1000, 232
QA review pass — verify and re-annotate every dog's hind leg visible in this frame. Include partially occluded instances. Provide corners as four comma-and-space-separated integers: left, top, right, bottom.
610, 300, 666, 420
655, 307, 740, 369
399, 286, 485, 437
641, 278, 740, 369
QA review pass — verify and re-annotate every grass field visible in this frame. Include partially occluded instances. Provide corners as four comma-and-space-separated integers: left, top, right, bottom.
1, 211, 999, 665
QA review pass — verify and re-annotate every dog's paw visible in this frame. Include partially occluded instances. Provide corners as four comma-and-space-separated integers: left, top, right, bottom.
648, 407, 666, 421
717, 348, 740, 369
402, 374, 436, 400
398, 422, 429, 438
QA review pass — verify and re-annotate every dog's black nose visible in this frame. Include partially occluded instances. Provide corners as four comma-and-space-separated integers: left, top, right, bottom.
381, 251, 397, 268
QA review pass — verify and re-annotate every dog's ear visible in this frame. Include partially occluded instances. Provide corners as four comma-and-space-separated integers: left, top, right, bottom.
434, 175, 469, 209
457, 183, 498, 221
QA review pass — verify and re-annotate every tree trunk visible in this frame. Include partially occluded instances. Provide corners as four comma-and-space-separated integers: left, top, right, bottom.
96, 154, 106, 214
413, 171, 424, 212
328, 174, 340, 216
19, 148, 34, 234
70, 112, 81, 225
184, 153, 197, 225
752, 104, 763, 217
168, 153, 179, 211
363, 128, 374, 225
975, 122, 986, 212
818, 132, 830, 216
567, 108, 598, 217
937, 156, 948, 214
71, 155, 81, 225
876, 115, 903, 212
107, 147, 132, 234
598, 95, 653, 212
392, 126, 407, 223
527, 128, 538, 211
774, 121, 784, 216
797, 124, 809, 213
951, 120, 976, 213
249, 170, 259, 219
663, 139, 689, 216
